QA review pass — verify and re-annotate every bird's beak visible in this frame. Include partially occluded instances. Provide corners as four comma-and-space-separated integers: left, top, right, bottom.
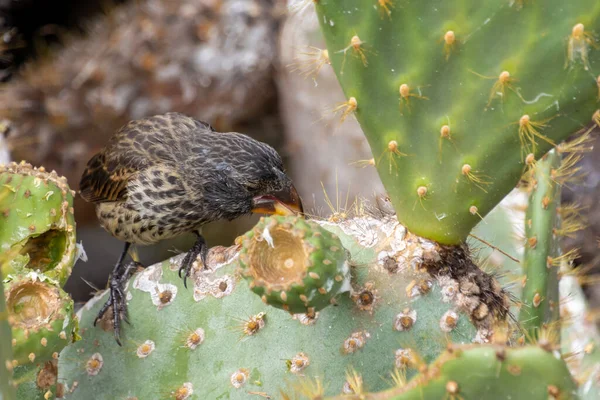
251, 184, 304, 217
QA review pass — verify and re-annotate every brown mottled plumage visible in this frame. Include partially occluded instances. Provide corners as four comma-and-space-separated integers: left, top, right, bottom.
79, 112, 303, 344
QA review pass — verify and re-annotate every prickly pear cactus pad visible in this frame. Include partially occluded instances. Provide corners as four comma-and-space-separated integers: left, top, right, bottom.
239, 216, 350, 314
57, 214, 521, 399
321, 344, 578, 400
314, 0, 600, 244
0, 162, 77, 286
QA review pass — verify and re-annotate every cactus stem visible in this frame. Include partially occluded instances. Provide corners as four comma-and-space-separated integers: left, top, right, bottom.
422, 243, 511, 328
566, 23, 597, 71
461, 164, 492, 193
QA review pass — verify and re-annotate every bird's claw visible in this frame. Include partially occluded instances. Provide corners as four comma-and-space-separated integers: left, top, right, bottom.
94, 261, 142, 346
178, 234, 208, 289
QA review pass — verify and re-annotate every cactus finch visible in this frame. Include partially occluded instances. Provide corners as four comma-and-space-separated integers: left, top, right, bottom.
79, 112, 303, 344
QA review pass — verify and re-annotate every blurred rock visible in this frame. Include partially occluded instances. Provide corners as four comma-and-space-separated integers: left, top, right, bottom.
0, 0, 285, 225
276, 4, 385, 216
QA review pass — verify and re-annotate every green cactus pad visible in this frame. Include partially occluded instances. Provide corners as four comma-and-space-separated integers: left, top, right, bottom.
0, 162, 77, 286
314, 0, 600, 244
321, 345, 577, 400
4, 274, 77, 367
238, 216, 350, 314
57, 215, 514, 399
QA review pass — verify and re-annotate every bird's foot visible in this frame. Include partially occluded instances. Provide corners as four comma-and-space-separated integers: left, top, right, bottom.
178, 234, 208, 288
94, 261, 143, 346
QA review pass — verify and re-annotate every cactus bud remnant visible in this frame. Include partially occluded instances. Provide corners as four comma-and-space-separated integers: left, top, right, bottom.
5, 279, 75, 365
239, 216, 350, 313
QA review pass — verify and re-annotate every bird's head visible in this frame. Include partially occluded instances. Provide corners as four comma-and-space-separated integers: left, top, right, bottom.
243, 147, 304, 218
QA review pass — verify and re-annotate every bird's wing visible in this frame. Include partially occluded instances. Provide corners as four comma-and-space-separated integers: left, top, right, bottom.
80, 113, 214, 203
79, 151, 146, 203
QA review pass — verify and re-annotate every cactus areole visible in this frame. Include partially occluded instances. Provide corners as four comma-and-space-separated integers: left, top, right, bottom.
315, 0, 600, 244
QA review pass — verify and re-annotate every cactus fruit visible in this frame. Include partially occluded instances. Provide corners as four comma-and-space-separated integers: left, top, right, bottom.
58, 214, 522, 398
239, 216, 350, 314
313, 0, 600, 244
0, 162, 77, 286
1, 277, 16, 400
